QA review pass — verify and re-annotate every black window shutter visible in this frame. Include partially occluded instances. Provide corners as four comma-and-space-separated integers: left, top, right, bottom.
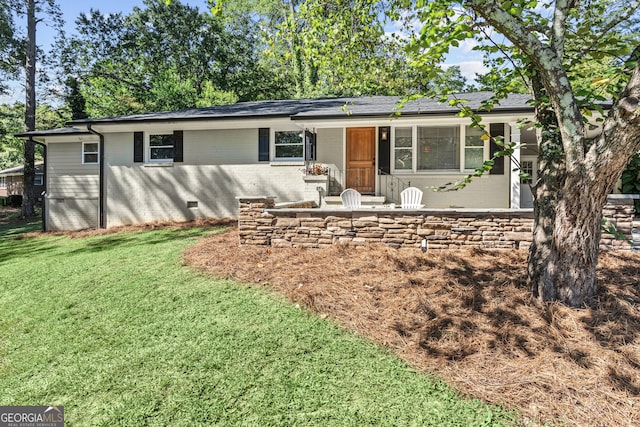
134, 131, 144, 163
304, 130, 316, 161
378, 126, 391, 174
258, 128, 269, 161
489, 123, 505, 175
173, 130, 184, 163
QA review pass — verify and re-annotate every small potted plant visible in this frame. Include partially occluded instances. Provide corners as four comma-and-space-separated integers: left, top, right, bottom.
306, 163, 328, 176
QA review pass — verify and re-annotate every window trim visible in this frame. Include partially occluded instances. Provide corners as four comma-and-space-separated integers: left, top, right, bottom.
463, 125, 488, 171
417, 125, 461, 172
393, 126, 414, 172
272, 129, 304, 162
82, 141, 100, 165
34, 175, 44, 186
391, 123, 490, 174
147, 133, 175, 163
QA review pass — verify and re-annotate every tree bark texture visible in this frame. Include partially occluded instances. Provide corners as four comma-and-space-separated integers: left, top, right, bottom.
22, 0, 37, 217
528, 60, 640, 307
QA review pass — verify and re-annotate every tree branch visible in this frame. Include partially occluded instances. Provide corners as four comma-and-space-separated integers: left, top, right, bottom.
477, 25, 532, 93
592, 45, 640, 174
551, 0, 570, 58
593, 0, 640, 40
465, 0, 585, 166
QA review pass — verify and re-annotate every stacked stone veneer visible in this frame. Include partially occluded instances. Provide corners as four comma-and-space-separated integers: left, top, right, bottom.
237, 196, 636, 250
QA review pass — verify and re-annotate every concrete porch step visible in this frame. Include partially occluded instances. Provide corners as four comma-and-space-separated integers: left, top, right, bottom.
324, 195, 387, 207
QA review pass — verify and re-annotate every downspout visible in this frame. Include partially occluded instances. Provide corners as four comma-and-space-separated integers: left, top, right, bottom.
87, 124, 106, 229
32, 138, 46, 231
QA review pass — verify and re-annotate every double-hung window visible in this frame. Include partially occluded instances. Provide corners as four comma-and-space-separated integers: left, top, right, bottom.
149, 134, 175, 162
83, 142, 99, 164
394, 127, 413, 170
34, 175, 44, 186
464, 126, 486, 170
274, 130, 303, 160
0, 176, 5, 188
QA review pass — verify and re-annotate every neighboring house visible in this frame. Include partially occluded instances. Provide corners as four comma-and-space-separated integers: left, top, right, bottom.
0, 161, 45, 202
17, 92, 554, 231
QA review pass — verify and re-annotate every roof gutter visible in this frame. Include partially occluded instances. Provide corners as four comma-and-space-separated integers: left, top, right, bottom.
87, 124, 106, 229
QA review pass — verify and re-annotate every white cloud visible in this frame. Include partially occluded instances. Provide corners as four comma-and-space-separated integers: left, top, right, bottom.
458, 38, 480, 53
443, 61, 489, 82
384, 11, 423, 39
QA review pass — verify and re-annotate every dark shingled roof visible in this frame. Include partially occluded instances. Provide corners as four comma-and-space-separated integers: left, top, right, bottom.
14, 127, 93, 138
68, 98, 344, 124
291, 93, 534, 119
67, 92, 535, 125
0, 161, 44, 176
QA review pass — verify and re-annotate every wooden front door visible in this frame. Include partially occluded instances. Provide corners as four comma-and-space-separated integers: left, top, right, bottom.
346, 127, 376, 194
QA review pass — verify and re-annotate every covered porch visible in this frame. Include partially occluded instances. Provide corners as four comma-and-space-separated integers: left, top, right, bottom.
298, 120, 538, 209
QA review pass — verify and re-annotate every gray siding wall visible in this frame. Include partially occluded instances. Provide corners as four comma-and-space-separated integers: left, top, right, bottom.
47, 198, 99, 231
46, 142, 99, 230
47, 142, 99, 197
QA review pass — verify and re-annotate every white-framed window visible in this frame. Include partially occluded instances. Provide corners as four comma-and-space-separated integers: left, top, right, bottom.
148, 133, 175, 162
394, 127, 413, 170
392, 124, 489, 173
34, 175, 43, 186
274, 130, 304, 160
521, 160, 534, 184
0, 176, 5, 188
464, 126, 486, 170
83, 142, 99, 164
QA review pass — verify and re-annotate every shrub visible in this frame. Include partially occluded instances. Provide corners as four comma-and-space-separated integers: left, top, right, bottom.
620, 152, 640, 213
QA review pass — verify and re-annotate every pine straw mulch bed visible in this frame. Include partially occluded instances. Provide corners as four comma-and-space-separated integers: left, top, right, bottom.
184, 228, 640, 427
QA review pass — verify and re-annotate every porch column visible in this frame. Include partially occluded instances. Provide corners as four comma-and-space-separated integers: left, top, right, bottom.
509, 123, 521, 209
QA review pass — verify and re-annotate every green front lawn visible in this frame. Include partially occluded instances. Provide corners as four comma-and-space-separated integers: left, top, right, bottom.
0, 227, 517, 426
0, 206, 41, 238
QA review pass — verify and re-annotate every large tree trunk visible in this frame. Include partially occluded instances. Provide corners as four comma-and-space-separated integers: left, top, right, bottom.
528, 176, 607, 307
22, 0, 37, 217
528, 63, 640, 307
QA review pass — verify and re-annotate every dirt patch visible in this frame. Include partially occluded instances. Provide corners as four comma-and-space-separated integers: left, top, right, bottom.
184, 228, 640, 427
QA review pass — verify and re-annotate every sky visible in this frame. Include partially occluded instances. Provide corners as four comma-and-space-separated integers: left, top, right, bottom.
1, 0, 484, 104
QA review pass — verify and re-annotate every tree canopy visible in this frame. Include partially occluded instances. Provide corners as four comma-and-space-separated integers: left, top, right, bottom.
0, 0, 21, 95
59, 0, 291, 117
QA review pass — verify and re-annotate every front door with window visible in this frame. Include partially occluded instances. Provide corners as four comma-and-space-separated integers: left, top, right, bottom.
520, 156, 538, 208
346, 127, 376, 194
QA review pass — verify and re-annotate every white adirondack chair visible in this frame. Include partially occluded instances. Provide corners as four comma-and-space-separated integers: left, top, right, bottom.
401, 187, 424, 209
340, 188, 361, 208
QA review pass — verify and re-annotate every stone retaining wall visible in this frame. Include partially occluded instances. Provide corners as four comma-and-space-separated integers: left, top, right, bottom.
237, 196, 636, 250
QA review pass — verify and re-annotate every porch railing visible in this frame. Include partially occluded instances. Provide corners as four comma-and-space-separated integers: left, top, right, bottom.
305, 162, 411, 202
378, 170, 411, 204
